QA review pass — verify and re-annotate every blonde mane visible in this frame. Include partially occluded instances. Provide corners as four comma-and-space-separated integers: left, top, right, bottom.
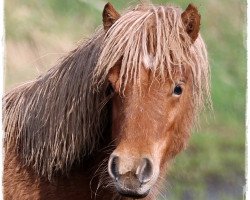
3, 4, 210, 179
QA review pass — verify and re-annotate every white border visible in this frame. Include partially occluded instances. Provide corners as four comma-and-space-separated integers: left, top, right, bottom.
0, 0, 4, 198
0, 1, 248, 200
246, 0, 249, 198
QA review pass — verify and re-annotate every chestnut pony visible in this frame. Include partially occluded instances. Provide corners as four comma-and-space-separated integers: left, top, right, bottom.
3, 2, 210, 200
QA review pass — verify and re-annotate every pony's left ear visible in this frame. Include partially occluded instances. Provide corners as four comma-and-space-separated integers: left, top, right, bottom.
103, 3, 120, 31
181, 4, 201, 43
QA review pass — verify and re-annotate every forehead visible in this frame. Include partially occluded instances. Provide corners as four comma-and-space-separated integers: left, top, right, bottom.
108, 62, 190, 94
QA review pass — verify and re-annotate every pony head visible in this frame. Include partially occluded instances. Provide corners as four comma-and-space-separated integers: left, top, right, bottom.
95, 3, 210, 198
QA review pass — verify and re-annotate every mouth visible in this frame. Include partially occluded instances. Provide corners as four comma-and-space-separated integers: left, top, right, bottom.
113, 176, 151, 199
116, 187, 150, 199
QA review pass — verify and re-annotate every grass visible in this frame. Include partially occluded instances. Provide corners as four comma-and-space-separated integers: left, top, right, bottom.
5, 0, 246, 199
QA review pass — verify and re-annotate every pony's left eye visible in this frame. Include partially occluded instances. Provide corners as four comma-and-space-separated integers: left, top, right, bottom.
173, 85, 183, 96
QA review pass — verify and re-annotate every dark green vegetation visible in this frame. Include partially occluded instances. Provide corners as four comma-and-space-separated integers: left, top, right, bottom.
5, 0, 246, 199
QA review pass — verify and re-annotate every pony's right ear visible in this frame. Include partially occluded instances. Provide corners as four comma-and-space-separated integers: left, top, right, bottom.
103, 3, 120, 31
181, 4, 201, 43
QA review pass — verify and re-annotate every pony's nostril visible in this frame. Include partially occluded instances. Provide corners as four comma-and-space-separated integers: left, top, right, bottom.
108, 155, 120, 180
137, 158, 153, 184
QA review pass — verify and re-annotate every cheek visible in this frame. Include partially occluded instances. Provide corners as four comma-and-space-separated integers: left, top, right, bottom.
163, 98, 193, 159
161, 98, 180, 130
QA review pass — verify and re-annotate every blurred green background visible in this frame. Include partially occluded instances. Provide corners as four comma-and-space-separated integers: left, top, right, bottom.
5, 0, 246, 199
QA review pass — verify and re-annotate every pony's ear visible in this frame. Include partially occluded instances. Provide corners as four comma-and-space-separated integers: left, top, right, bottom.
103, 3, 120, 31
181, 4, 201, 43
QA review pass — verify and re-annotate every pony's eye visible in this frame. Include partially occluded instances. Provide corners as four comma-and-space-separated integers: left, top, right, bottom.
106, 84, 115, 96
173, 85, 182, 96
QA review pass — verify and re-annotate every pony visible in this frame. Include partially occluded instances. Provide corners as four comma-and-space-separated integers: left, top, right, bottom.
3, 2, 210, 200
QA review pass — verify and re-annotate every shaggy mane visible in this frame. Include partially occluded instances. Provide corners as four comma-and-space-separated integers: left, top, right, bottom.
3, 4, 210, 179
4, 31, 109, 178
